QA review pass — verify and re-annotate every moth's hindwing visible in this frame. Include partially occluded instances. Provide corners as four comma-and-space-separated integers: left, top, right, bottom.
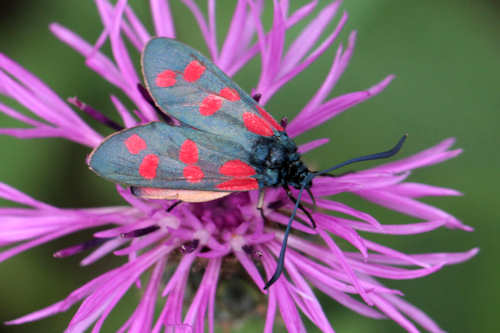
142, 38, 285, 151
130, 187, 231, 202
89, 122, 261, 192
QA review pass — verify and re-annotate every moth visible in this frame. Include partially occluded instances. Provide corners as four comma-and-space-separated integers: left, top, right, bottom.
89, 38, 405, 288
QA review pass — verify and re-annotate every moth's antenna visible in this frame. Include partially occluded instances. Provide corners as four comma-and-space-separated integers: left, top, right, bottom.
263, 134, 407, 289
264, 175, 312, 289
315, 134, 407, 177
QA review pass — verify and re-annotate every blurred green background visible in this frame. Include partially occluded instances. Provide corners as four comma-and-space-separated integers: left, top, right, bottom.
0, 1, 498, 332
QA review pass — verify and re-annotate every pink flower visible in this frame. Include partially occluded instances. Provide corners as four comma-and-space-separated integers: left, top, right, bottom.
0, 1, 476, 332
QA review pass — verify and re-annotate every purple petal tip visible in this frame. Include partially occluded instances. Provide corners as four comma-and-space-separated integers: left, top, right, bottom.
467, 247, 480, 257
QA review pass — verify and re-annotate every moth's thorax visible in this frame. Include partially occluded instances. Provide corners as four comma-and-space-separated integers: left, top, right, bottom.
250, 132, 311, 190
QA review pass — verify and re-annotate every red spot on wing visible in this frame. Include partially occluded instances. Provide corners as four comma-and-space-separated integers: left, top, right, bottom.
219, 87, 240, 101
156, 70, 176, 87
219, 160, 256, 177
179, 140, 199, 164
179, 140, 205, 183
216, 178, 259, 191
124, 134, 147, 155
256, 105, 284, 131
183, 60, 205, 82
242, 112, 273, 137
139, 154, 159, 179
183, 165, 204, 183
199, 95, 222, 116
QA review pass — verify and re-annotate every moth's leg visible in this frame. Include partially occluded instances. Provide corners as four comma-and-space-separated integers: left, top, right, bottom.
257, 189, 269, 223
306, 188, 317, 211
167, 200, 183, 212
283, 186, 316, 229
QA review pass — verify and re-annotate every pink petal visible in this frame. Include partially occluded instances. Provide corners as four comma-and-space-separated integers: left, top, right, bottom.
0, 101, 44, 127
110, 95, 138, 128
152, 268, 189, 332
162, 252, 197, 297
81, 237, 128, 266
182, 0, 215, 60
234, 250, 266, 290
297, 138, 330, 154
384, 293, 446, 333
0, 182, 55, 210
255, 0, 286, 92
385, 182, 463, 198
218, 0, 249, 69
280, 1, 340, 73
317, 215, 368, 258
314, 281, 385, 319
49, 23, 123, 88
313, 198, 381, 227
369, 138, 459, 173
346, 248, 479, 267
284, 259, 335, 332
107, 0, 141, 87
226, 0, 317, 76
263, 287, 277, 333
286, 1, 318, 27
150, 0, 175, 37
357, 189, 472, 231
261, 249, 307, 333
260, 12, 348, 105
289, 74, 394, 137
317, 229, 372, 305
128, 260, 166, 332
371, 294, 420, 333
297, 30, 357, 117
346, 219, 447, 235
124, 5, 151, 45
207, 0, 218, 61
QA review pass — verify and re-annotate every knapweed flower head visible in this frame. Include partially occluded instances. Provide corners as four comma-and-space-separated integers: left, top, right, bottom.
0, 1, 477, 332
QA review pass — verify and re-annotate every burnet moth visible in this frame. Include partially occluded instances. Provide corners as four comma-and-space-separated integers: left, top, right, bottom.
89, 38, 406, 289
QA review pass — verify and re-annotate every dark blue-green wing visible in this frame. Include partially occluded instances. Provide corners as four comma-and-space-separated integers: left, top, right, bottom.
141, 37, 284, 150
89, 122, 260, 192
